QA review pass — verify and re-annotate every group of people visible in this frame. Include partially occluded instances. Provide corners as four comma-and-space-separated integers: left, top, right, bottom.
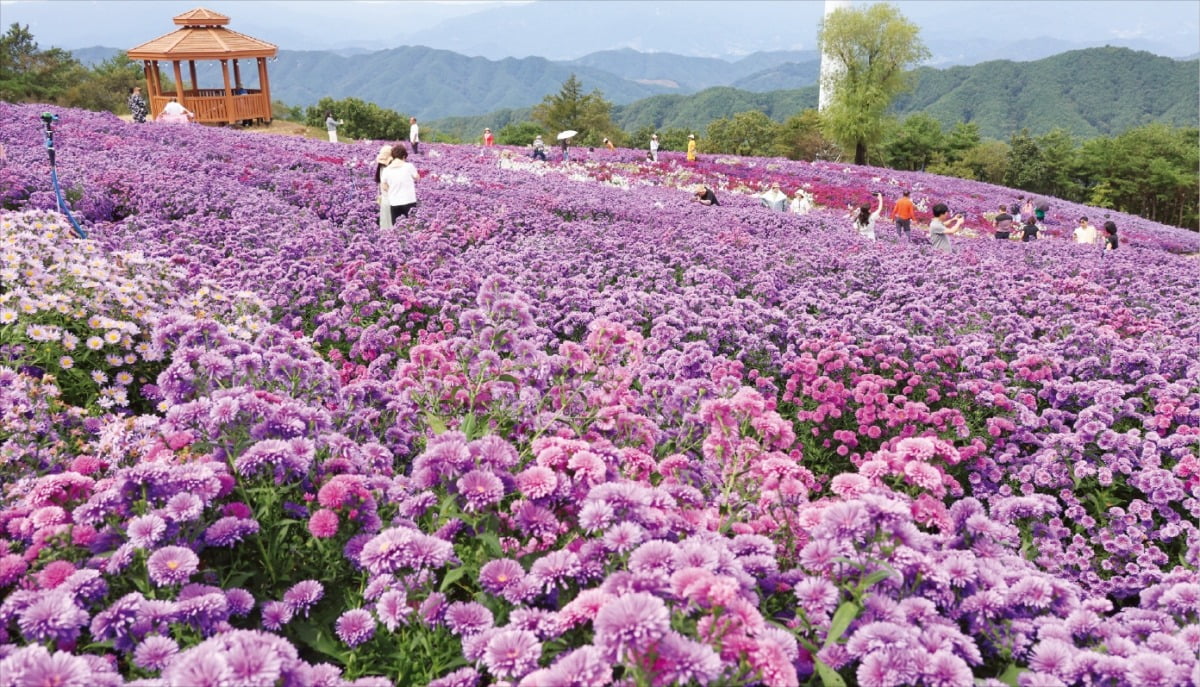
517, 131, 694, 164
127, 87, 193, 124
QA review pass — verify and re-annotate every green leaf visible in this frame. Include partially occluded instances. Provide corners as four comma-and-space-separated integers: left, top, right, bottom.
856, 569, 891, 594
824, 601, 859, 648
440, 565, 468, 593
478, 532, 503, 558
292, 623, 347, 662
496, 374, 520, 385
813, 658, 847, 687
425, 413, 447, 435
997, 664, 1026, 687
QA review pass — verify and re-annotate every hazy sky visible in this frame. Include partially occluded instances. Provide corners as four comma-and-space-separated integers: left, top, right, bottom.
3, 0, 1197, 60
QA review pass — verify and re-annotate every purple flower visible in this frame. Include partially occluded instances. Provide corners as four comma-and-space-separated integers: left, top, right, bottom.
260, 600, 293, 630
133, 635, 179, 671
428, 667, 480, 687
529, 549, 581, 590
146, 546, 199, 586
126, 513, 167, 548
593, 592, 670, 660
17, 591, 88, 643
163, 492, 204, 522
856, 650, 919, 687
479, 558, 526, 595
335, 608, 376, 647
457, 469, 505, 511
376, 590, 410, 631
358, 527, 454, 575
224, 588, 255, 616
0, 645, 98, 687
537, 646, 613, 687
922, 649, 974, 687
483, 628, 542, 679
444, 601, 494, 636
204, 516, 260, 547
654, 631, 722, 685
283, 580, 325, 615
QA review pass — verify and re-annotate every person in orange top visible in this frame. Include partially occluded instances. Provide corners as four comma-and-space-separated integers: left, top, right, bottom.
891, 190, 916, 242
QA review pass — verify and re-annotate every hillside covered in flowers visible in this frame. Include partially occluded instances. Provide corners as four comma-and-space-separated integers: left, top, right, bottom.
0, 102, 1198, 687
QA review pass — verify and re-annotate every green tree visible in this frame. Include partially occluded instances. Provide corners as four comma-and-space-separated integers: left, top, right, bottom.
531, 74, 620, 147
943, 121, 981, 163
656, 127, 693, 153
817, 3, 929, 165
0, 23, 87, 103
305, 97, 409, 141
496, 121, 545, 146
1003, 129, 1049, 192
881, 113, 943, 170
771, 109, 839, 161
1076, 124, 1198, 229
61, 52, 142, 112
705, 110, 779, 156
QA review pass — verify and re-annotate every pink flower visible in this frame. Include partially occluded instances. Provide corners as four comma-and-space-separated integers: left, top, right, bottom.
829, 473, 871, 497
515, 466, 557, 499
307, 509, 339, 538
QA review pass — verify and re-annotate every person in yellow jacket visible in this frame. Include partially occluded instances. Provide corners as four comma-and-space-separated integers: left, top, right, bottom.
686, 134, 697, 162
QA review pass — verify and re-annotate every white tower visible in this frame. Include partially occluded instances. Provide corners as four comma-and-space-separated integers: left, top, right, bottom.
819, 0, 851, 111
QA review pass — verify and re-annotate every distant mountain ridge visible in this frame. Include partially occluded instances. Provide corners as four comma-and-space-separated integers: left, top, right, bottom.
432, 47, 1199, 143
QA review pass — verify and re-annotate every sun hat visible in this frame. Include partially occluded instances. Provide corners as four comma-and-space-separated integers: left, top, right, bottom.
688, 134, 695, 139
375, 145, 392, 165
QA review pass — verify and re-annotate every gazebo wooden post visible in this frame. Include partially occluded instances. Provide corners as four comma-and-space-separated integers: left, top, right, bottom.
172, 60, 185, 103
232, 59, 243, 90
142, 61, 154, 96
258, 57, 272, 122
188, 60, 199, 97
220, 59, 235, 123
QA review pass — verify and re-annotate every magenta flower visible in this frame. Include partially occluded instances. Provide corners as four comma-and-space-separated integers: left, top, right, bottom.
133, 635, 179, 671
126, 513, 167, 548
444, 601, 495, 636
457, 469, 505, 511
146, 546, 199, 586
283, 579, 325, 615
479, 558, 526, 595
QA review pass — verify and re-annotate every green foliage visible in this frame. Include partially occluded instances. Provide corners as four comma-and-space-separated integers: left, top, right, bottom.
818, 3, 930, 164
60, 52, 142, 113
772, 109, 841, 161
272, 100, 304, 122
530, 74, 620, 147
0, 23, 88, 103
880, 112, 943, 170
304, 97, 410, 141
495, 121, 545, 145
1074, 123, 1199, 229
656, 127, 693, 152
704, 110, 778, 156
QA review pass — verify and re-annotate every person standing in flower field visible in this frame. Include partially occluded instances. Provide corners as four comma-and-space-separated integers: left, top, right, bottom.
531, 135, 547, 161
1073, 216, 1099, 246
1103, 220, 1119, 251
409, 117, 420, 154
483, 128, 495, 146
891, 189, 915, 241
325, 112, 343, 143
851, 192, 884, 240
373, 144, 393, 229
649, 133, 659, 161
992, 204, 1015, 240
928, 203, 964, 253
127, 86, 148, 124
380, 144, 419, 221
686, 134, 697, 162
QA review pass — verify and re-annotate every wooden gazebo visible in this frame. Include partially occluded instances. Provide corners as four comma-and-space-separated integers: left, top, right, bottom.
128, 8, 277, 125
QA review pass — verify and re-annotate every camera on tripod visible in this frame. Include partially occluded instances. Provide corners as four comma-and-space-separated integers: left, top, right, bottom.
41, 112, 59, 125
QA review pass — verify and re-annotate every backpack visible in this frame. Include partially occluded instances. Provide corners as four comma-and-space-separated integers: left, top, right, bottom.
1010, 203, 1021, 214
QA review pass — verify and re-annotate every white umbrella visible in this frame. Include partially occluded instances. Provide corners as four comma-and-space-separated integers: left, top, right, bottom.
556, 130, 578, 140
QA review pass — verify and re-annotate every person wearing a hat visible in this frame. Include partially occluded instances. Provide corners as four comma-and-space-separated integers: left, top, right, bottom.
373, 144, 394, 228
483, 128, 495, 146
649, 133, 659, 162
531, 135, 547, 161
692, 184, 719, 206
686, 134, 697, 162
603, 137, 615, 150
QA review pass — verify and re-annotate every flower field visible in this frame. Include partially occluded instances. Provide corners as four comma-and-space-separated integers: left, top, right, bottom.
1, 101, 1198, 687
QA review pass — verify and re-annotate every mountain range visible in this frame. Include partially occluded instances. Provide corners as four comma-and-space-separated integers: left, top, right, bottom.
69, 44, 1197, 142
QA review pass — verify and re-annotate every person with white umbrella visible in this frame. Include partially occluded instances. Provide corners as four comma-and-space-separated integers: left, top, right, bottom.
557, 130, 577, 162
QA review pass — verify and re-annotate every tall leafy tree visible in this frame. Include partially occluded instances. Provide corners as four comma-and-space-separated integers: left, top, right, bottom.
818, 3, 929, 165
705, 111, 779, 157
773, 110, 840, 161
881, 113, 943, 170
531, 74, 619, 147
0, 23, 86, 103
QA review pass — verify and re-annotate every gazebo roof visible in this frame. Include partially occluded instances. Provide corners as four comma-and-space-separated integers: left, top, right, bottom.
128, 7, 277, 60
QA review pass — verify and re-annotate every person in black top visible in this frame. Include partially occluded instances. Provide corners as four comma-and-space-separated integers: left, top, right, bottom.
1020, 216, 1039, 242
692, 185, 719, 206
1103, 220, 1118, 251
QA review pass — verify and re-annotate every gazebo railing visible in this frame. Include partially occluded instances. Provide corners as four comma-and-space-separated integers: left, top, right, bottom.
151, 91, 271, 123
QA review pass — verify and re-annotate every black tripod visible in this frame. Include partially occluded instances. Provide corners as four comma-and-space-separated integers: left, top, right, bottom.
42, 112, 87, 239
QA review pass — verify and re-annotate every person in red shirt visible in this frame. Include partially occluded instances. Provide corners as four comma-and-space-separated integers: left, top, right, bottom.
891, 190, 916, 241
483, 128, 495, 146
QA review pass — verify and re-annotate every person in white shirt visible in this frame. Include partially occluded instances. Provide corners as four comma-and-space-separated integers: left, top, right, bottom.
409, 117, 420, 154
325, 112, 343, 143
791, 190, 814, 215
160, 98, 193, 123
759, 182, 788, 212
649, 133, 659, 162
850, 192, 884, 240
380, 144, 419, 220
1073, 216, 1099, 246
